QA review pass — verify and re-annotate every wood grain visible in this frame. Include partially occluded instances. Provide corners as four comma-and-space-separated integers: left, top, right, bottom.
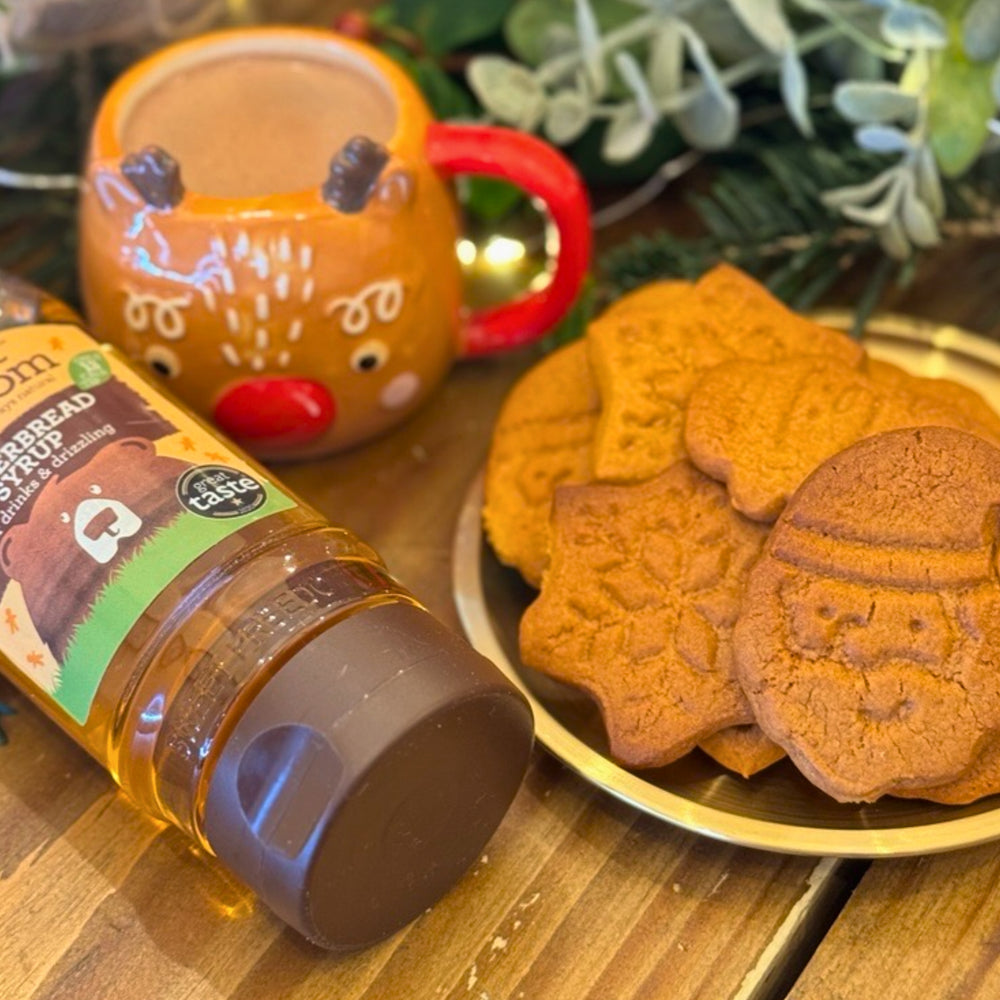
789, 844, 1000, 1000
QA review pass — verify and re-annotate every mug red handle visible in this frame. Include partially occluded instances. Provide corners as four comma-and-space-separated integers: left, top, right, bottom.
425, 122, 591, 358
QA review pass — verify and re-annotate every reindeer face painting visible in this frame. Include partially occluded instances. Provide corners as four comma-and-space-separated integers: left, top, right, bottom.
78, 28, 591, 458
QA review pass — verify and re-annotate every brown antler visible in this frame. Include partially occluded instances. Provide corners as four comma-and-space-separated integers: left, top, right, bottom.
121, 145, 185, 210
321, 136, 389, 213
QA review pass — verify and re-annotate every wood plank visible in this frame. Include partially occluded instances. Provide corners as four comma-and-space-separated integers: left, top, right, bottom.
789, 844, 1000, 1000
5, 753, 851, 1000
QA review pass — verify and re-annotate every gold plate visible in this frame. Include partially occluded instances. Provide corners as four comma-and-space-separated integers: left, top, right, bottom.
452, 313, 1000, 858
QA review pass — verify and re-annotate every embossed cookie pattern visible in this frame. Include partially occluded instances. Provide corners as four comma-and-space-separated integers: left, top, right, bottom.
588, 264, 863, 484
734, 427, 1000, 802
483, 340, 600, 587
519, 461, 769, 769
685, 355, 1000, 522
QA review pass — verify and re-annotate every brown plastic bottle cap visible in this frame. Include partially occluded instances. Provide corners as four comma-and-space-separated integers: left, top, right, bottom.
202, 600, 534, 951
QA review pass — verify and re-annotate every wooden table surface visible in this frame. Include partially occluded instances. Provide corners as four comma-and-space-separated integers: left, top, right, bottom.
2, 225, 1000, 1000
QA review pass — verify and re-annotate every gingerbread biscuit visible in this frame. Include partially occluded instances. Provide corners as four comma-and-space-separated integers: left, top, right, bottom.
685, 355, 1000, 522
519, 461, 769, 769
865, 356, 1000, 440
588, 264, 862, 484
698, 726, 786, 779
734, 426, 1000, 803
482, 340, 600, 587
892, 734, 1000, 805
586, 280, 700, 482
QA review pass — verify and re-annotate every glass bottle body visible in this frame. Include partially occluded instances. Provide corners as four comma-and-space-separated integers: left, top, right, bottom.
21, 510, 413, 843
0, 279, 415, 843
0, 273, 535, 950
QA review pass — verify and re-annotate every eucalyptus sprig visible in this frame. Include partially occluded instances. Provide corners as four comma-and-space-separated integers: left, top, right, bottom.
458, 0, 1000, 259
822, 0, 1000, 257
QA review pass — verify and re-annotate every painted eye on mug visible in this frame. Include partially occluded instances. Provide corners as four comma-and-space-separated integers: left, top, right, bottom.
350, 340, 389, 373
144, 344, 182, 378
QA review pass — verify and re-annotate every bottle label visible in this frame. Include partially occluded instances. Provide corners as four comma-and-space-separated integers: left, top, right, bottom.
0, 324, 295, 723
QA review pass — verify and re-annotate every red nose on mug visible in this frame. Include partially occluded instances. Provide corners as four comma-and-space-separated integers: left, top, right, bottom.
213, 378, 337, 449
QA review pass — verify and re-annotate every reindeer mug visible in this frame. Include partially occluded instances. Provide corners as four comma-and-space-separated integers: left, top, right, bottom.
78, 26, 591, 459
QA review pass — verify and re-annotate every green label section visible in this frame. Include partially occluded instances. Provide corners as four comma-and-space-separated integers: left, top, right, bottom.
55, 488, 294, 723
69, 351, 112, 390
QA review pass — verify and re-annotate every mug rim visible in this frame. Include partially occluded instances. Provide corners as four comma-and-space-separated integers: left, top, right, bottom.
88, 25, 432, 215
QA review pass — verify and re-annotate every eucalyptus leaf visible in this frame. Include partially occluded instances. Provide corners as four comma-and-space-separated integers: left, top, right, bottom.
855, 123, 912, 153
900, 180, 941, 246
723, 0, 792, 54
503, 0, 636, 67
840, 182, 900, 226
390, 0, 515, 56
647, 18, 683, 99
505, 0, 568, 66
834, 81, 919, 123
677, 19, 731, 104
684, 2, 760, 62
575, 0, 608, 96
994, 57, 1000, 104
602, 102, 656, 161
544, 88, 593, 143
821, 166, 898, 208
781, 47, 813, 136
915, 144, 946, 217
614, 49, 659, 122
878, 215, 912, 259
673, 82, 740, 149
963, 0, 1000, 62
467, 56, 546, 131
882, 3, 948, 50
542, 23, 582, 62
926, 44, 997, 175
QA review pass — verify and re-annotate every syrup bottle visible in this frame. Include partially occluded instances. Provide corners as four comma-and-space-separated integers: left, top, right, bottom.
0, 272, 533, 950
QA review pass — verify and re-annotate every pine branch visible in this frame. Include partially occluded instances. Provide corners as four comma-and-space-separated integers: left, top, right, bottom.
594, 108, 956, 328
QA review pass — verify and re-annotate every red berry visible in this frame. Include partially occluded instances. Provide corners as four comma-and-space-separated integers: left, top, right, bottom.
332, 10, 372, 40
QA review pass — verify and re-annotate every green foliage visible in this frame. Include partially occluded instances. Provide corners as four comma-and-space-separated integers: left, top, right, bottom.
505, 0, 636, 67
460, 176, 524, 222
504, 0, 639, 100
387, 0, 515, 56
380, 41, 477, 119
596, 108, 924, 332
926, 44, 997, 176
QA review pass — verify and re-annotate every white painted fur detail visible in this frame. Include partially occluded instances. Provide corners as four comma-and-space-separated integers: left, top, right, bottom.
324, 278, 405, 336
94, 169, 141, 212
123, 287, 191, 340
